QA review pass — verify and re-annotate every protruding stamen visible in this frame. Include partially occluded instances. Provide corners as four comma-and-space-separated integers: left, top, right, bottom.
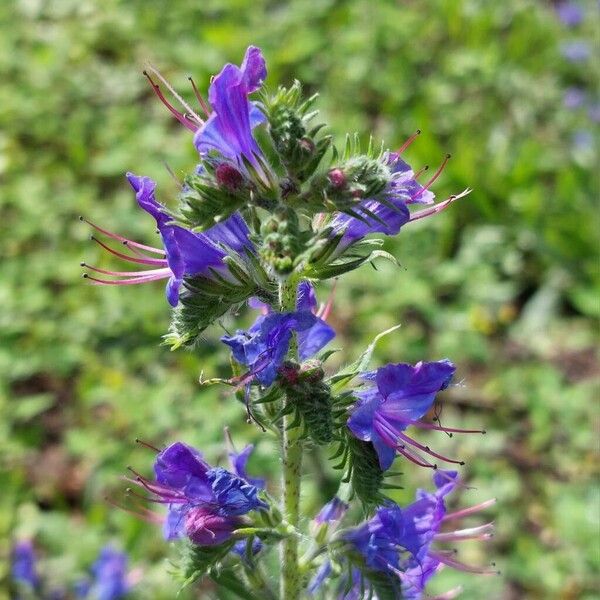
145, 64, 203, 125
80, 216, 166, 255
429, 586, 464, 600
443, 498, 497, 522
83, 272, 170, 285
135, 438, 160, 452
397, 431, 465, 465
429, 551, 500, 575
435, 522, 494, 542
143, 70, 199, 131
413, 164, 429, 179
90, 236, 168, 266
402, 418, 486, 435
397, 129, 421, 153
81, 263, 170, 278
317, 280, 337, 321
188, 75, 211, 117
409, 188, 471, 222
411, 153, 451, 201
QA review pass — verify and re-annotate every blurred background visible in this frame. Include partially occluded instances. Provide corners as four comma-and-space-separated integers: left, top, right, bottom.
2, 0, 598, 598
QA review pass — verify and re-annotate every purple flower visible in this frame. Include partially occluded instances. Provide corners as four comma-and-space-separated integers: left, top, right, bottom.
88, 547, 129, 600
563, 87, 586, 109
133, 441, 267, 546
555, 2, 584, 27
221, 282, 335, 385
194, 46, 267, 172
343, 472, 495, 599
11, 540, 38, 589
330, 150, 467, 253
588, 103, 600, 123
232, 538, 263, 564
561, 40, 591, 62
314, 496, 349, 525
347, 360, 467, 471
82, 174, 254, 307
228, 443, 266, 489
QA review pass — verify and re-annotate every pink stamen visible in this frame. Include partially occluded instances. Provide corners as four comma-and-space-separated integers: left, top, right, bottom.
143, 71, 198, 131
399, 418, 485, 435
413, 164, 429, 179
80, 216, 166, 255
90, 236, 168, 265
397, 431, 465, 466
397, 129, 421, 153
410, 154, 450, 201
429, 551, 499, 575
443, 498, 497, 522
435, 522, 494, 542
317, 280, 337, 321
83, 273, 170, 286
81, 263, 170, 278
104, 496, 163, 524
409, 188, 471, 222
188, 76, 211, 117
397, 446, 437, 469
429, 586, 464, 600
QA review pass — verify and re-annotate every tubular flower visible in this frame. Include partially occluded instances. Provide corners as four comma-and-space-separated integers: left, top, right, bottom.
330, 142, 469, 252
314, 496, 349, 526
194, 46, 267, 172
221, 281, 335, 386
227, 441, 266, 490
129, 442, 267, 547
343, 472, 495, 599
82, 173, 254, 307
347, 359, 484, 471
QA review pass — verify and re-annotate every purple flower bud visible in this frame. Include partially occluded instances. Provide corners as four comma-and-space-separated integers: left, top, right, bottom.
185, 507, 241, 546
314, 496, 349, 525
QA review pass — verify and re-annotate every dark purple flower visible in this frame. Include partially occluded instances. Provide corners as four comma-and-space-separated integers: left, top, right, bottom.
89, 547, 129, 600
221, 282, 335, 386
347, 360, 466, 471
314, 496, 349, 526
194, 46, 267, 171
555, 2, 584, 27
11, 540, 38, 589
561, 40, 591, 62
133, 441, 267, 546
82, 173, 254, 307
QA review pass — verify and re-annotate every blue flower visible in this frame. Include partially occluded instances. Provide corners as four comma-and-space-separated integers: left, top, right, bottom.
347, 360, 458, 470
194, 46, 267, 172
11, 540, 38, 590
221, 282, 335, 385
232, 538, 263, 564
83, 174, 254, 307
133, 441, 267, 546
88, 547, 129, 600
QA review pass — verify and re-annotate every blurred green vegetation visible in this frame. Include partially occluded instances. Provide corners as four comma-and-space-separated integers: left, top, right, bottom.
2, 0, 598, 598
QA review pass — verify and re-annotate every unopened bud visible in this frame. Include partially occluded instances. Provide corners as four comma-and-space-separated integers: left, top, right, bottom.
215, 163, 244, 191
328, 168, 346, 189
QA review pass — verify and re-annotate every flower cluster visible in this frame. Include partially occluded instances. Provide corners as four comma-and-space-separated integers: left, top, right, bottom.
11, 542, 133, 600
83, 45, 494, 599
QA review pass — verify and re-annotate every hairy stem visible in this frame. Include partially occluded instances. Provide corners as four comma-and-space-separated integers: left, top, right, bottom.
279, 275, 303, 600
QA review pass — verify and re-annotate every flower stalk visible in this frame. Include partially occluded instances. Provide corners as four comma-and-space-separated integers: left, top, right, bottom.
278, 275, 303, 600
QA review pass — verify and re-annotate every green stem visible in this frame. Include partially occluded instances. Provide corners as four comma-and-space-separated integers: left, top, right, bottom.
279, 276, 303, 600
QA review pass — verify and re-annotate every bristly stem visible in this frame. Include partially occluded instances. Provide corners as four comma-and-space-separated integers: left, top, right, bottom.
279, 275, 302, 600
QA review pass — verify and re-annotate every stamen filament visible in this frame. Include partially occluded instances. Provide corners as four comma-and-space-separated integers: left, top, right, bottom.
429, 551, 499, 575
409, 189, 471, 222
397, 129, 421, 153
443, 498, 497, 522
81, 264, 171, 278
83, 273, 170, 285
143, 71, 198, 131
188, 76, 211, 117
90, 236, 168, 266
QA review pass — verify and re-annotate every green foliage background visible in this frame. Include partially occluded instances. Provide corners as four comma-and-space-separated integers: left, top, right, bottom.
2, 0, 598, 598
